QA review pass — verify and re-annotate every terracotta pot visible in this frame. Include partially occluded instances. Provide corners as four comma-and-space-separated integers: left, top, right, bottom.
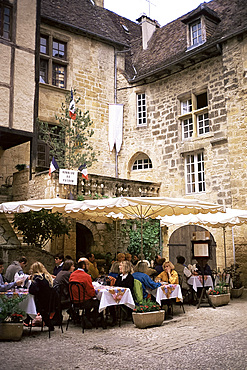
209, 293, 230, 307
0, 322, 23, 341
231, 286, 244, 298
132, 310, 165, 329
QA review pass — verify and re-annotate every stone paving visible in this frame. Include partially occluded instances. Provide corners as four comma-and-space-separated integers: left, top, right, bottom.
1, 291, 247, 370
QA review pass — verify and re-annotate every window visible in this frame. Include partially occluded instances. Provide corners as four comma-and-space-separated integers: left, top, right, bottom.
0, 3, 12, 40
137, 93, 147, 126
190, 20, 202, 46
39, 34, 67, 88
132, 154, 152, 171
185, 151, 205, 193
180, 91, 209, 139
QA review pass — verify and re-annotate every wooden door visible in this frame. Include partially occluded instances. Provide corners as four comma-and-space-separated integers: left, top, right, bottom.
168, 225, 216, 270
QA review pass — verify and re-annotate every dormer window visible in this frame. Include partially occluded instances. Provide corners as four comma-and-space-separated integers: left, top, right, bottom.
191, 20, 202, 46
182, 4, 221, 50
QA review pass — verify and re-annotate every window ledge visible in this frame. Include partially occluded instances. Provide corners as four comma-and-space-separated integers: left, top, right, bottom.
210, 137, 228, 146
39, 82, 69, 93
136, 124, 148, 129
186, 40, 206, 52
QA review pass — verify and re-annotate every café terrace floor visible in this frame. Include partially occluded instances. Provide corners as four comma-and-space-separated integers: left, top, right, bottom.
1, 290, 247, 370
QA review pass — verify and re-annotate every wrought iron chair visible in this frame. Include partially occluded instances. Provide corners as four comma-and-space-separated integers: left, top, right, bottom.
66, 281, 88, 333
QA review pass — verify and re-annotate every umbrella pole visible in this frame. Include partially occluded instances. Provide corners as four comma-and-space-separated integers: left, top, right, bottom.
223, 226, 227, 269
115, 220, 118, 258
232, 227, 235, 268
141, 216, 143, 261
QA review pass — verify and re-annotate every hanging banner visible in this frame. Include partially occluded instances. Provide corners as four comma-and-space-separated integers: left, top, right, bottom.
59, 169, 78, 185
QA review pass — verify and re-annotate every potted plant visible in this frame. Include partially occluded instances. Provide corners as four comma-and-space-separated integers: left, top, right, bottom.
207, 284, 230, 307
224, 264, 244, 298
0, 294, 25, 340
132, 299, 165, 329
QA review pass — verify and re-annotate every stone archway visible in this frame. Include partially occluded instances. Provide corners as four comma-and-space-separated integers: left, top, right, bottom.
76, 220, 101, 260
168, 225, 217, 270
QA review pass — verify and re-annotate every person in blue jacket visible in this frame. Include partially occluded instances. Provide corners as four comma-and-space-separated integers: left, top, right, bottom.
132, 261, 161, 299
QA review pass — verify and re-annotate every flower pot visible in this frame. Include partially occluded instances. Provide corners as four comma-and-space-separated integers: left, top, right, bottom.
0, 322, 23, 341
209, 293, 230, 307
132, 310, 165, 329
231, 286, 244, 298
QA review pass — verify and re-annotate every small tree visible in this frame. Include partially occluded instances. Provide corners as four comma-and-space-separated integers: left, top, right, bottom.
121, 219, 161, 260
38, 89, 99, 169
13, 210, 71, 248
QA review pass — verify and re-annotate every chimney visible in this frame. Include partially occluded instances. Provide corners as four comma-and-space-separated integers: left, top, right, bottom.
94, 0, 104, 7
137, 15, 159, 50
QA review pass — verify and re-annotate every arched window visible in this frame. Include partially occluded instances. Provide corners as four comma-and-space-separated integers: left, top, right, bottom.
132, 154, 152, 171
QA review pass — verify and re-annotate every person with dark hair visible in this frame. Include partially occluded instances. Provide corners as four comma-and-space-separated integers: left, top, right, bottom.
174, 255, 192, 289
154, 257, 166, 274
54, 259, 75, 306
0, 260, 23, 291
85, 253, 99, 280
4, 256, 27, 283
52, 254, 64, 277
69, 258, 101, 328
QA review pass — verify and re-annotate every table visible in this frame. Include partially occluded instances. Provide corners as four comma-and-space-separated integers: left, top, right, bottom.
149, 284, 183, 305
2, 289, 37, 319
92, 282, 135, 313
187, 275, 214, 292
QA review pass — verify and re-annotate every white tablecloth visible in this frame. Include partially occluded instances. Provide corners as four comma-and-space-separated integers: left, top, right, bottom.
187, 275, 214, 292
92, 282, 135, 313
3, 290, 37, 319
149, 284, 183, 306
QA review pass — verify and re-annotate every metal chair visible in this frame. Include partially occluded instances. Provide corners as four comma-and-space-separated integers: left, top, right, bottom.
66, 281, 87, 333
177, 274, 186, 313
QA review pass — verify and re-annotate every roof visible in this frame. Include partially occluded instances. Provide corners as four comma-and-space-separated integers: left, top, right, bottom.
40, 0, 247, 82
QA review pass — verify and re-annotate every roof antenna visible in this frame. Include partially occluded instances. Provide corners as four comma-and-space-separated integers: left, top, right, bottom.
145, 0, 156, 18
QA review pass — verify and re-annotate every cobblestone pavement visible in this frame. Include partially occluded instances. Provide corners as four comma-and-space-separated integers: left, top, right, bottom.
1, 291, 247, 370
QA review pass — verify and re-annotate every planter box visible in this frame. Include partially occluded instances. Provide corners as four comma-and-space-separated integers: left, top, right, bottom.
132, 310, 165, 329
0, 323, 23, 341
231, 286, 244, 298
209, 293, 230, 307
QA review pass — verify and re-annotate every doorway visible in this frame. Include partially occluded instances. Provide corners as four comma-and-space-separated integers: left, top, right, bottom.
76, 222, 94, 261
168, 225, 216, 269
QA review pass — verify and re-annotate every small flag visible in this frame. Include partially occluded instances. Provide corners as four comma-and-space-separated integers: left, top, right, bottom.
49, 157, 59, 176
69, 89, 76, 120
78, 163, 88, 180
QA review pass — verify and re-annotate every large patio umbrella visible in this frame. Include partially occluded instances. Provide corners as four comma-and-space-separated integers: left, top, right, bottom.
64, 196, 224, 258
0, 196, 223, 259
159, 208, 247, 268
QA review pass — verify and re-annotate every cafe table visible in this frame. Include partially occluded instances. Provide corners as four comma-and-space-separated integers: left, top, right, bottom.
2, 289, 37, 319
148, 283, 183, 305
187, 275, 214, 292
92, 282, 135, 313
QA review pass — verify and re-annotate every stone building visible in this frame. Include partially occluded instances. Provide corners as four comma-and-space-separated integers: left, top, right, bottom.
0, 0, 247, 283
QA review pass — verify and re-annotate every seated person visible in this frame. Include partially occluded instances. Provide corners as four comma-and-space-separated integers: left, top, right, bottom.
155, 261, 179, 284
134, 259, 157, 278
154, 257, 166, 274
52, 254, 64, 277
5, 256, 27, 283
115, 261, 134, 294
29, 261, 54, 330
85, 253, 99, 280
132, 262, 161, 299
109, 253, 125, 279
69, 258, 101, 328
174, 255, 192, 289
0, 259, 23, 292
54, 259, 75, 307
195, 259, 212, 276
109, 260, 134, 325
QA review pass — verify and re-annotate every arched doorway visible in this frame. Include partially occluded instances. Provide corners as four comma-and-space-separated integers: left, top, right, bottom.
168, 225, 216, 269
76, 223, 94, 261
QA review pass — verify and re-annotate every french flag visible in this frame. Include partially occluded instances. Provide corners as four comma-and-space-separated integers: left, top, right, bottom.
69, 89, 76, 120
49, 157, 59, 176
78, 163, 88, 180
